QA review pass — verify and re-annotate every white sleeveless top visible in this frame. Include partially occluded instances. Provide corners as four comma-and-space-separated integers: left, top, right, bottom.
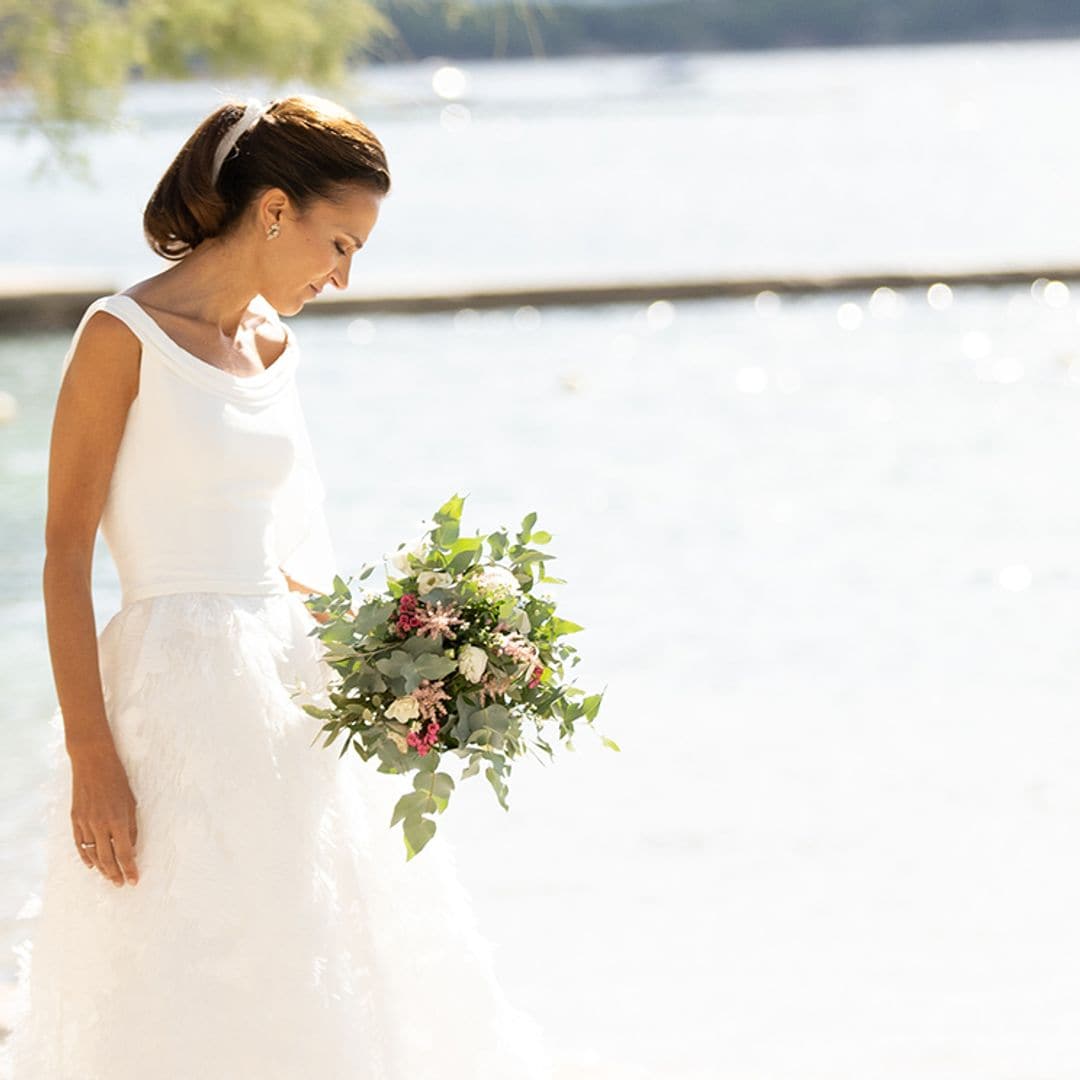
61, 292, 338, 608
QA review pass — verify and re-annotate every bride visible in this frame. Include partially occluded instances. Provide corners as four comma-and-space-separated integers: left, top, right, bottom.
1, 94, 553, 1079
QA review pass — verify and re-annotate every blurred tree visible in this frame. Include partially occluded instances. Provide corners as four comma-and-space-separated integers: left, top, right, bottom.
7, 0, 1080, 180
0, 0, 549, 178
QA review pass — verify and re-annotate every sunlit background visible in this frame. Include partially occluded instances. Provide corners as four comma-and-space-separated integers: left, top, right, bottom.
5, 29, 1080, 1080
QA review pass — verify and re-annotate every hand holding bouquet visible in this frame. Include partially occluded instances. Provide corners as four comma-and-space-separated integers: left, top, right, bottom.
297, 494, 615, 859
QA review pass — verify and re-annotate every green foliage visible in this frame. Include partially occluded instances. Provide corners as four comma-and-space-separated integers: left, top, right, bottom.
0, 0, 551, 177
292, 491, 614, 861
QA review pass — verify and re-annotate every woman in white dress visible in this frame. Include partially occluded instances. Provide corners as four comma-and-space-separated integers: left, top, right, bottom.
1, 94, 553, 1079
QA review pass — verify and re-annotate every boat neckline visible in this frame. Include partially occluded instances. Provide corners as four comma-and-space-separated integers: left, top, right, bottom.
111, 292, 298, 386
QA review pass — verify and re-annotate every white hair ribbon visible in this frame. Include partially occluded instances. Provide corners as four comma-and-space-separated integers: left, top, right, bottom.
210, 97, 266, 185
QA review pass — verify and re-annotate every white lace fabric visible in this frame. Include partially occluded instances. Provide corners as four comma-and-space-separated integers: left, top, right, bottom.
3, 591, 553, 1079
1, 294, 554, 1078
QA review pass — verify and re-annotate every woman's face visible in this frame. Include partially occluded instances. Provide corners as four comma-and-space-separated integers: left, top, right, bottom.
257, 184, 384, 312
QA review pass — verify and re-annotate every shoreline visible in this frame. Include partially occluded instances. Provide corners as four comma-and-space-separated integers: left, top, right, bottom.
1, 265, 1078, 331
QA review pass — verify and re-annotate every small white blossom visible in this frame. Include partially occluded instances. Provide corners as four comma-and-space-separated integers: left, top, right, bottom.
417, 570, 454, 596
458, 644, 488, 682
386, 695, 420, 722
471, 564, 521, 598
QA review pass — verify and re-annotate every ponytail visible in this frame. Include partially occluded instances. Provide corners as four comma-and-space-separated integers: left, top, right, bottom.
142, 93, 391, 261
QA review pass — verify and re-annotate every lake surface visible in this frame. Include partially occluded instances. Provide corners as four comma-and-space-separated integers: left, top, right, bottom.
5, 38, 1080, 289
5, 37, 1080, 1080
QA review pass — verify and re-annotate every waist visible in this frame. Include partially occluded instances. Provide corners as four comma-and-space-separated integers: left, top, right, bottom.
121, 573, 290, 607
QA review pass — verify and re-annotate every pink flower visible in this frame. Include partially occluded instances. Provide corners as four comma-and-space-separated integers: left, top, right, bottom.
494, 629, 539, 666
413, 600, 465, 642
477, 668, 514, 706
414, 678, 451, 723
405, 718, 442, 755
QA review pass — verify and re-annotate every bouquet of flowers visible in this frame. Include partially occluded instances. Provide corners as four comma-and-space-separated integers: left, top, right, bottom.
296, 493, 615, 859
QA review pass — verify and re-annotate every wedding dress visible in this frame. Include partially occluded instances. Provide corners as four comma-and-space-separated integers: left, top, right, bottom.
1, 293, 554, 1080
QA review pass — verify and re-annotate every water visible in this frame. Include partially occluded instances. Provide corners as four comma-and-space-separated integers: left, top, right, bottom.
6, 38, 1080, 1080
6, 39, 1080, 289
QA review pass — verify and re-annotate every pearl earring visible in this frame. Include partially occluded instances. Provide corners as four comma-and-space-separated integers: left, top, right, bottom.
266, 223, 280, 239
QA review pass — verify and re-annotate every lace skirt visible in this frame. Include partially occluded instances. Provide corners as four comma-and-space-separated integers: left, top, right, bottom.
1, 590, 552, 1079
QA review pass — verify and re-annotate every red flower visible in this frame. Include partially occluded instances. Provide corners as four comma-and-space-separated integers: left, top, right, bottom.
405, 720, 442, 756
394, 593, 426, 636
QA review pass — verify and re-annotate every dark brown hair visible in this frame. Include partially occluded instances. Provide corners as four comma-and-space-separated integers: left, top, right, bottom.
142, 94, 391, 261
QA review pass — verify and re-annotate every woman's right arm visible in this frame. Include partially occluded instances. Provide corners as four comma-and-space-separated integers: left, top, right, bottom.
43, 309, 142, 887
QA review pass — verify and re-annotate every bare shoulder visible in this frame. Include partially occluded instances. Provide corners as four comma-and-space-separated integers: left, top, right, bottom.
61, 307, 141, 409
46, 307, 142, 551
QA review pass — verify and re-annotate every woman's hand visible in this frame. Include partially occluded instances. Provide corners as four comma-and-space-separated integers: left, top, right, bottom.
279, 569, 356, 623
69, 743, 140, 887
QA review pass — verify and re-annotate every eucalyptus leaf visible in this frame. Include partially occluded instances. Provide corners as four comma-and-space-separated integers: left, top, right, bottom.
518, 511, 537, 543
516, 550, 553, 565
434, 522, 459, 546
413, 653, 458, 680
469, 704, 510, 734
353, 600, 395, 635
448, 549, 478, 574
436, 494, 465, 524
403, 816, 437, 860
400, 635, 443, 657
485, 766, 510, 811
375, 650, 423, 692
391, 791, 423, 826
414, 748, 440, 774
413, 770, 455, 812
376, 736, 409, 773
455, 692, 477, 726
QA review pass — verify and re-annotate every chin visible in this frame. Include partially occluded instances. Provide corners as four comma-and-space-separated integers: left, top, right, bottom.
272, 293, 305, 316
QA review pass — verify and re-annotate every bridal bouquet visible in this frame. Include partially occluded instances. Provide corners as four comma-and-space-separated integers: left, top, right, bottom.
296, 493, 614, 859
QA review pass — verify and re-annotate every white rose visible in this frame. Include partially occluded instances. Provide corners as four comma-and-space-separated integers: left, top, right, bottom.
417, 570, 454, 596
387, 532, 431, 575
385, 695, 420, 722
458, 644, 488, 683
472, 564, 521, 597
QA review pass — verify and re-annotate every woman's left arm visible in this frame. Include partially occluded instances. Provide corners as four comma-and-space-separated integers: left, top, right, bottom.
280, 569, 334, 624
